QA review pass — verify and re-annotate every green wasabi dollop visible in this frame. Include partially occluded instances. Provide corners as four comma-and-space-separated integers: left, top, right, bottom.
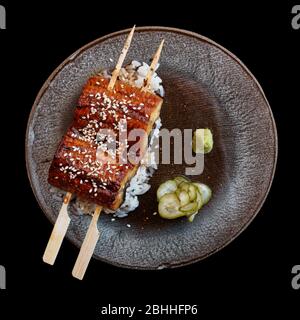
192, 128, 213, 154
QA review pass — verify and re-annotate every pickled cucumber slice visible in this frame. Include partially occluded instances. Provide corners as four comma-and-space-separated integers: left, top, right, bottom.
180, 201, 198, 214
193, 183, 212, 205
188, 213, 197, 222
177, 190, 190, 206
195, 190, 203, 210
174, 176, 190, 185
188, 184, 197, 201
157, 180, 177, 200
157, 177, 212, 222
178, 181, 190, 192
158, 193, 185, 219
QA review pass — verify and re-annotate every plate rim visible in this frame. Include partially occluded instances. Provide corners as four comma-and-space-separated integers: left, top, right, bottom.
25, 26, 278, 270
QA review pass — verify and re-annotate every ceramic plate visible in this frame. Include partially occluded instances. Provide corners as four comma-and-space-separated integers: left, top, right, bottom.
26, 27, 277, 269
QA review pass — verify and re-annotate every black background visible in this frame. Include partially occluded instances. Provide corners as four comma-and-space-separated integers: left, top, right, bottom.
0, 0, 299, 316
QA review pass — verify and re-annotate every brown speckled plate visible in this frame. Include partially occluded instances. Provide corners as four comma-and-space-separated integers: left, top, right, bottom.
26, 27, 277, 269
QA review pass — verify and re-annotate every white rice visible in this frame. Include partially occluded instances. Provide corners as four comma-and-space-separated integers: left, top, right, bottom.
50, 61, 164, 218
117, 60, 164, 97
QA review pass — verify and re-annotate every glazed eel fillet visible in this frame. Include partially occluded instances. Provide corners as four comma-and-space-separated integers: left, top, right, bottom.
48, 75, 163, 210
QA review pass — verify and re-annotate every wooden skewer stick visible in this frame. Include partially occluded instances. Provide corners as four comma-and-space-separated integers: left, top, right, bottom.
72, 39, 165, 280
107, 25, 135, 91
42, 26, 136, 267
72, 27, 137, 280
43, 192, 72, 265
141, 39, 165, 92
71, 205, 102, 280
